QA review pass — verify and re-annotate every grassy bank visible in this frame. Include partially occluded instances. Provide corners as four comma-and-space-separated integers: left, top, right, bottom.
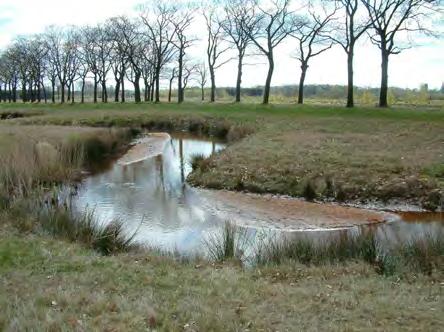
1, 226, 443, 331
0, 125, 135, 200
1, 102, 443, 209
0, 103, 443, 330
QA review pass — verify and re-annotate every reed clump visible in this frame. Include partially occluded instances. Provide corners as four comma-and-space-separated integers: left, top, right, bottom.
254, 231, 443, 277
0, 127, 134, 204
204, 221, 249, 262
7, 197, 136, 255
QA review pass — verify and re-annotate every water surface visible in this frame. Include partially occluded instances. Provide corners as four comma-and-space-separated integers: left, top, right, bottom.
72, 134, 443, 256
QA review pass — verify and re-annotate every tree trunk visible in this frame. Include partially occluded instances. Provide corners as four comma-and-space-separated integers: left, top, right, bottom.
81, 79, 85, 103
201, 85, 205, 101
178, 52, 184, 104
114, 78, 120, 102
93, 75, 98, 103
67, 82, 71, 101
71, 83, 75, 104
21, 82, 27, 103
42, 81, 47, 103
263, 55, 274, 105
37, 81, 41, 103
144, 78, 149, 102
168, 78, 173, 103
155, 66, 161, 103
298, 63, 308, 105
51, 81, 55, 104
121, 78, 125, 103
209, 66, 216, 103
134, 73, 141, 103
346, 50, 354, 108
235, 53, 243, 103
61, 83, 65, 103
102, 80, 108, 103
379, 50, 389, 107
150, 81, 154, 102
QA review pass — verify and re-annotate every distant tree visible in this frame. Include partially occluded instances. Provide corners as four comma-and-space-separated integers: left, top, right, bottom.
292, 6, 336, 104
172, 5, 196, 103
108, 17, 131, 103
195, 62, 208, 101
203, 7, 232, 103
361, 0, 441, 107
330, 0, 370, 107
110, 16, 146, 103
220, 0, 256, 102
181, 61, 198, 101
244, 0, 295, 104
140, 1, 177, 103
167, 67, 177, 102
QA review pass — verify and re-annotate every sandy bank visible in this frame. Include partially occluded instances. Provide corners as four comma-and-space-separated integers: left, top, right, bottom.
117, 133, 170, 166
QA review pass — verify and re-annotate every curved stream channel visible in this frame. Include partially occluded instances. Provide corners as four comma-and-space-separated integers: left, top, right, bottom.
71, 133, 444, 256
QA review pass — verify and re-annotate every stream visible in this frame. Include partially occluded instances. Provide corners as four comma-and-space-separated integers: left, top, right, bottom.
70, 133, 444, 256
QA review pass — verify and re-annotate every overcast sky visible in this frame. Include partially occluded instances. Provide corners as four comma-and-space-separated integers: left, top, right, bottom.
0, 0, 443, 90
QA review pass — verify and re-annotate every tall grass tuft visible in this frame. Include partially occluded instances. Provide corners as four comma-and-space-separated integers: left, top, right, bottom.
255, 230, 443, 276
0, 128, 134, 205
205, 221, 249, 262
256, 232, 378, 266
35, 204, 137, 255
392, 232, 444, 275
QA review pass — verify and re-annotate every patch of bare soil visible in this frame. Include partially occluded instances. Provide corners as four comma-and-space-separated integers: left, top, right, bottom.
201, 190, 396, 231
117, 133, 170, 165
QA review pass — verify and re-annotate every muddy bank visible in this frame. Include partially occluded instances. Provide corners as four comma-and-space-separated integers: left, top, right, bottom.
199, 189, 396, 231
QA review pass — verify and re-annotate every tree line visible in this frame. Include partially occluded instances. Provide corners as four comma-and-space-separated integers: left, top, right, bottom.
0, 0, 441, 108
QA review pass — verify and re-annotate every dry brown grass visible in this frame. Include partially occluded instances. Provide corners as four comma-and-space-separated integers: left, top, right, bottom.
0, 125, 134, 198
189, 117, 444, 209
0, 230, 442, 331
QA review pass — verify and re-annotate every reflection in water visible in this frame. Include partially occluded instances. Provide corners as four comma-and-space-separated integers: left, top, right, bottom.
73, 136, 226, 254
72, 134, 444, 256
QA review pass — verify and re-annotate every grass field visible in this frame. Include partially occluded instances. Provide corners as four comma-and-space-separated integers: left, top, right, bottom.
2, 102, 443, 209
0, 102, 443, 330
1, 227, 443, 331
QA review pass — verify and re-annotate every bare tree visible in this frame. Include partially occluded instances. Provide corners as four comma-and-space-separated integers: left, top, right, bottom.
221, 0, 256, 102
140, 1, 177, 103
330, 0, 370, 107
244, 0, 295, 104
167, 67, 177, 102
292, 6, 336, 104
180, 61, 198, 102
204, 8, 231, 102
195, 62, 208, 101
361, 0, 441, 107
45, 27, 79, 103
82, 27, 102, 103
172, 5, 196, 103
108, 17, 130, 103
